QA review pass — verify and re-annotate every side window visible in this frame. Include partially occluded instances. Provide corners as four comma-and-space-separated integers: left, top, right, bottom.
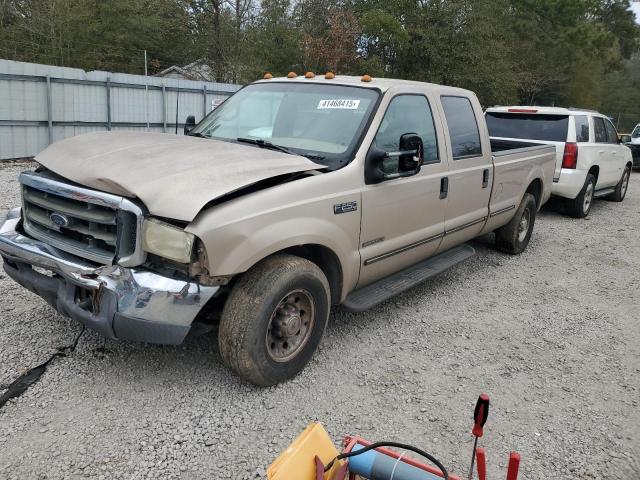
441, 96, 482, 159
373, 95, 439, 166
574, 115, 590, 142
593, 117, 608, 143
604, 119, 618, 144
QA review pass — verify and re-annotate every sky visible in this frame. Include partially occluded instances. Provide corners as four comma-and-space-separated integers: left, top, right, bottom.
631, 1, 640, 23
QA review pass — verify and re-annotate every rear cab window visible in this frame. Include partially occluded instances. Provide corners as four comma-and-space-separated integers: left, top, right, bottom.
441, 96, 482, 159
486, 112, 569, 142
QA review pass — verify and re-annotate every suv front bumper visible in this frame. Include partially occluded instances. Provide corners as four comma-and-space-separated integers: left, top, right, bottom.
0, 208, 219, 344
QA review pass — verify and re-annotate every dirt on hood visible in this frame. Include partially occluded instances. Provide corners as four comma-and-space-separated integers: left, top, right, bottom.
35, 131, 324, 221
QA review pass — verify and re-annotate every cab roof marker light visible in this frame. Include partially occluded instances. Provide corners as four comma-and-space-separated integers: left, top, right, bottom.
263, 72, 273, 79
287, 71, 297, 78
361, 74, 372, 82
325, 72, 335, 79
305, 71, 315, 79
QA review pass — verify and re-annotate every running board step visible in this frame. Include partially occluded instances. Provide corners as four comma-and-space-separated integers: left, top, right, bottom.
593, 187, 615, 198
343, 244, 476, 312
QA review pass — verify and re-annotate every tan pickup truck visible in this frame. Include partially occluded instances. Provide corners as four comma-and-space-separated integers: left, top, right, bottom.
0, 75, 555, 385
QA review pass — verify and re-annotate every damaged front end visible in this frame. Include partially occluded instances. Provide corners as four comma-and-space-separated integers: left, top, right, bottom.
0, 207, 220, 345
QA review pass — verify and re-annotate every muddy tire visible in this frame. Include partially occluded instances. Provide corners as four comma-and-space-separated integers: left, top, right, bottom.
218, 254, 330, 386
606, 166, 630, 202
495, 193, 536, 255
565, 174, 596, 218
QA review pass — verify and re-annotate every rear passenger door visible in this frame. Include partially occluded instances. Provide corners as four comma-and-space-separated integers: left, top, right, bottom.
436, 95, 492, 253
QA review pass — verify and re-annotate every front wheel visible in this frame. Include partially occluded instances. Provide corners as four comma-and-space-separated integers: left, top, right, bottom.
495, 193, 536, 255
218, 254, 330, 386
607, 166, 630, 202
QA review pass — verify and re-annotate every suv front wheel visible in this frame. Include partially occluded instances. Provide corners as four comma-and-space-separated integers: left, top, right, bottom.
218, 254, 330, 386
607, 166, 630, 202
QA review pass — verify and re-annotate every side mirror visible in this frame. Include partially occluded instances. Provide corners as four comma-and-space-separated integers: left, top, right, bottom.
620, 134, 631, 144
365, 133, 424, 184
184, 115, 196, 135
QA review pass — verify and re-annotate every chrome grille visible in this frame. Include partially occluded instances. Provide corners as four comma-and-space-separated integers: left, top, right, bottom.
19, 171, 146, 266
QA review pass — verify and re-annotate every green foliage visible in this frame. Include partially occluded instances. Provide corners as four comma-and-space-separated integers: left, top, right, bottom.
1, 0, 639, 116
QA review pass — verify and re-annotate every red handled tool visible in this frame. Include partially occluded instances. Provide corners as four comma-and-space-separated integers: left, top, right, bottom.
475, 448, 486, 480
468, 393, 490, 480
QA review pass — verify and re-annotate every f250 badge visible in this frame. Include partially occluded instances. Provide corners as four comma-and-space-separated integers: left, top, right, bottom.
333, 201, 358, 215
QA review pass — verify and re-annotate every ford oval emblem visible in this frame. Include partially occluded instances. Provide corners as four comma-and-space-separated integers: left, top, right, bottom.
49, 212, 70, 228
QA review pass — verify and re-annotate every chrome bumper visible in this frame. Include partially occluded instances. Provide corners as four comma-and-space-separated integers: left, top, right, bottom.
0, 208, 219, 344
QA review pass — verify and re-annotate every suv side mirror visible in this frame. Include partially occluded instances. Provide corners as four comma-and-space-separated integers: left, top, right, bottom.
184, 115, 196, 135
365, 133, 424, 184
620, 134, 631, 144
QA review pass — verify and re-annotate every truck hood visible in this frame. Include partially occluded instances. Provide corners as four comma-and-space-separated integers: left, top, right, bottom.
35, 131, 325, 221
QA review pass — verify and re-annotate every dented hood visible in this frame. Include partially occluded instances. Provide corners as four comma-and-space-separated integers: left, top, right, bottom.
35, 131, 324, 221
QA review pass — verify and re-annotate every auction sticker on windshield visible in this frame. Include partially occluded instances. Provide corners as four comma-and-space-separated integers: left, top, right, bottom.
317, 99, 361, 109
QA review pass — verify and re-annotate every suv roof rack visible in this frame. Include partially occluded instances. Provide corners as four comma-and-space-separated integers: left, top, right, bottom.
568, 107, 599, 113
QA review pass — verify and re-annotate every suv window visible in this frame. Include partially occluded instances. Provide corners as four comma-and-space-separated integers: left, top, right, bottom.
593, 117, 608, 143
574, 115, 590, 142
486, 113, 569, 142
604, 119, 618, 144
373, 95, 439, 165
441, 96, 482, 159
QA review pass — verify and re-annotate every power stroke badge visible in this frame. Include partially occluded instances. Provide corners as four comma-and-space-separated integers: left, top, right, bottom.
333, 201, 358, 215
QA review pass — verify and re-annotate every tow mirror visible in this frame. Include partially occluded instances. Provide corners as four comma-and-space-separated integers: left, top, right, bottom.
365, 133, 424, 184
184, 115, 196, 135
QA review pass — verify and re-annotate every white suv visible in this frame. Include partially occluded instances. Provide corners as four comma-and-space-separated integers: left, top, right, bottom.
485, 107, 632, 218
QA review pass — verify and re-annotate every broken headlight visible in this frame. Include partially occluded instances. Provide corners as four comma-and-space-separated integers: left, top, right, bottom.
142, 218, 195, 264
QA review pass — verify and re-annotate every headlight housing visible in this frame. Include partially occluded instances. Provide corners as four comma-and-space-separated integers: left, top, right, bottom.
142, 218, 195, 264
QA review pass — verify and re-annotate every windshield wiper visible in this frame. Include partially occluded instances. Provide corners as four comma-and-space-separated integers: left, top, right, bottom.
237, 137, 295, 155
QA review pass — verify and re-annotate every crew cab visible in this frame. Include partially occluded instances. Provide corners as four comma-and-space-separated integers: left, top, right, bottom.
0, 76, 555, 385
486, 106, 633, 218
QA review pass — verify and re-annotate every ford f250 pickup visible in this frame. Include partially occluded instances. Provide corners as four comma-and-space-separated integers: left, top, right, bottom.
0, 75, 556, 385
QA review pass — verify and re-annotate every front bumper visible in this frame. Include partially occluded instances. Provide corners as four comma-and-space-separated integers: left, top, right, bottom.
0, 208, 219, 344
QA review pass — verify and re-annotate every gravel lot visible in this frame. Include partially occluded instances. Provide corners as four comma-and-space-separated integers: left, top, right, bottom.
1, 160, 639, 479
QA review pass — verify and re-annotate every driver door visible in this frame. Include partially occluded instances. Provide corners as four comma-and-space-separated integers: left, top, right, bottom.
358, 94, 448, 287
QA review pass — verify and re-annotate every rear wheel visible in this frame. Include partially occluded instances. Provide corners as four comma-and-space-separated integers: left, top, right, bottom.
565, 174, 595, 218
607, 166, 630, 202
218, 254, 330, 386
495, 193, 536, 255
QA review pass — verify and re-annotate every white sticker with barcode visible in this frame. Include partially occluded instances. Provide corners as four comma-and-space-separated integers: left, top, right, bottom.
317, 99, 361, 109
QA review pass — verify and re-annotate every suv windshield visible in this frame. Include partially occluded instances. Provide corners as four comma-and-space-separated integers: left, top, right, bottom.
192, 82, 380, 170
486, 112, 569, 142
632, 125, 640, 138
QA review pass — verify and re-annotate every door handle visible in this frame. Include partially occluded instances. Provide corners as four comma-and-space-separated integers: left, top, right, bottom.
599, 150, 604, 154
482, 168, 490, 188
440, 177, 449, 199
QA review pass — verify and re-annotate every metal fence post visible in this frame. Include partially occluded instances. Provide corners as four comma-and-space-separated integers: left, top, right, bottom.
46, 75, 53, 145
161, 85, 167, 133
106, 76, 112, 131
203, 84, 207, 119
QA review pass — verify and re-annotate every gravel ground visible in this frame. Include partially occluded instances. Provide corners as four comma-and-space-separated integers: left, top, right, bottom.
1, 160, 639, 479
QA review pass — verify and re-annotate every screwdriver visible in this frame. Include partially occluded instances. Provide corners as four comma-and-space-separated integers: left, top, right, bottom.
468, 393, 490, 480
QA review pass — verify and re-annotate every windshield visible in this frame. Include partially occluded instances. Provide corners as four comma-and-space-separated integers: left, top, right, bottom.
486, 112, 569, 142
632, 125, 640, 138
192, 82, 380, 169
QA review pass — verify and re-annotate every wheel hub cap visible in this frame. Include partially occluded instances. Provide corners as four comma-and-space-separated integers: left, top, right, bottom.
517, 209, 530, 243
267, 290, 315, 363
